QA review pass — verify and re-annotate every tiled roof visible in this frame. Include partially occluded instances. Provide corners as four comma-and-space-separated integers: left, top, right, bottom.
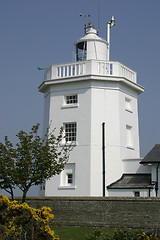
140, 144, 160, 164
107, 174, 153, 189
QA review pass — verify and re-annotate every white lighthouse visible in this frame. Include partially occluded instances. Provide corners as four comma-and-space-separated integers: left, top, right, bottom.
39, 20, 144, 197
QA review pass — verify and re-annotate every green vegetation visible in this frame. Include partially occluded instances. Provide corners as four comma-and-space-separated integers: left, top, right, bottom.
0, 195, 158, 240
0, 124, 72, 202
54, 226, 92, 240
85, 228, 139, 240
53, 226, 159, 240
0, 194, 58, 240
53, 226, 133, 240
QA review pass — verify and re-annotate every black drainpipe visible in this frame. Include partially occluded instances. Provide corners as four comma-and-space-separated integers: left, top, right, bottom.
102, 122, 105, 197
148, 188, 150, 197
155, 163, 160, 197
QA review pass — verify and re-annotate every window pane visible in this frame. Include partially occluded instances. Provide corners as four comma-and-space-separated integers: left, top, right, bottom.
65, 123, 77, 142
65, 95, 78, 104
76, 41, 87, 61
67, 174, 73, 184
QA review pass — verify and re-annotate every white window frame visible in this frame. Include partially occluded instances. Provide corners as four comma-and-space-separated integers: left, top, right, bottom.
65, 95, 78, 104
64, 122, 77, 144
125, 97, 132, 113
62, 94, 79, 109
126, 125, 134, 149
59, 163, 76, 189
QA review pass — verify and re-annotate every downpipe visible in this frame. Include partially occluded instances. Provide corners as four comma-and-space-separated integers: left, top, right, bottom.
102, 122, 105, 197
155, 163, 160, 197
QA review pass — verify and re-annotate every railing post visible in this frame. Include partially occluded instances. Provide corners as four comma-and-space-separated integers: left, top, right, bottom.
59, 67, 61, 78
75, 64, 77, 75
66, 65, 69, 77
77, 64, 80, 75
63, 66, 65, 77
70, 65, 72, 76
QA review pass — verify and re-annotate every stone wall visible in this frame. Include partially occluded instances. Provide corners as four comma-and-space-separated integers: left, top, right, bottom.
17, 197, 160, 229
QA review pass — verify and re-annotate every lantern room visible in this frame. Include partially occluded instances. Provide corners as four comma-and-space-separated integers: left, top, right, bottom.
74, 26, 107, 61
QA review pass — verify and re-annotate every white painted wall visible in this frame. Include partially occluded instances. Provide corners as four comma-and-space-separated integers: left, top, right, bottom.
123, 159, 151, 173
150, 164, 160, 197
43, 81, 92, 196
108, 189, 150, 197
41, 76, 142, 197
39, 28, 144, 197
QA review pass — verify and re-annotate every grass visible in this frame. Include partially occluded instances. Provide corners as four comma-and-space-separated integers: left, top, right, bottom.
52, 226, 141, 240
53, 226, 93, 240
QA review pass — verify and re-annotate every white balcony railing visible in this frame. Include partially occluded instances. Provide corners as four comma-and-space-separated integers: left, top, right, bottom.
46, 60, 137, 83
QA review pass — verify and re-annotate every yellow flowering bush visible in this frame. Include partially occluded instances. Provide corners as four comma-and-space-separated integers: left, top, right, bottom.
138, 231, 159, 240
0, 194, 59, 240
86, 228, 160, 240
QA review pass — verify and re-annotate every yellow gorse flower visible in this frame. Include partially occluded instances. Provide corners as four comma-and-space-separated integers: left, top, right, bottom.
0, 194, 58, 240
138, 231, 159, 240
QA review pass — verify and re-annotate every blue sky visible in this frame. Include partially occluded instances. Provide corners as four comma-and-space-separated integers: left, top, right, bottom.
0, 0, 160, 158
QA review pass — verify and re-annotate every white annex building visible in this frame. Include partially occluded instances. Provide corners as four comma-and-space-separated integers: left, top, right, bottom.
39, 19, 160, 198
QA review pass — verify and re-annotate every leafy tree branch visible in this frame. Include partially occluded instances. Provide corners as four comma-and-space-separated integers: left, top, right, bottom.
0, 124, 72, 202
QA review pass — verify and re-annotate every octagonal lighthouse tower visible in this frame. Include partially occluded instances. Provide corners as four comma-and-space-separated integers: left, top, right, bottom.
39, 23, 144, 197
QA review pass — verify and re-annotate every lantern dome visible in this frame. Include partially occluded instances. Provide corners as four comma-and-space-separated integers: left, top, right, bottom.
74, 27, 107, 61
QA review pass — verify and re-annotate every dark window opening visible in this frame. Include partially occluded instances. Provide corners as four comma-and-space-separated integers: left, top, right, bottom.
67, 174, 73, 184
134, 191, 140, 197
65, 123, 77, 142
76, 41, 87, 61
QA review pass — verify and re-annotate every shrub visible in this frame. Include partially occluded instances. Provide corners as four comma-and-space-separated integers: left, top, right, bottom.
85, 228, 139, 240
112, 228, 137, 240
138, 231, 159, 240
0, 194, 59, 240
85, 228, 106, 240
86, 228, 160, 240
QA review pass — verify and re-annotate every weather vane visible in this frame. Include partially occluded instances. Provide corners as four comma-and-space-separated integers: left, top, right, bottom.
37, 67, 49, 80
80, 14, 91, 34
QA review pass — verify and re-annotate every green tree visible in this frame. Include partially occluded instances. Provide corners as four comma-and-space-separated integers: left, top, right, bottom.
0, 124, 72, 202
0, 137, 16, 201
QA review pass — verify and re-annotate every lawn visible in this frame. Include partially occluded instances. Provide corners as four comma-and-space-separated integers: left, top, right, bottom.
52, 226, 141, 240
53, 226, 93, 240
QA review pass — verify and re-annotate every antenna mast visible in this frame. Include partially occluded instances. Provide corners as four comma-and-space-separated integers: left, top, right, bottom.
107, 16, 115, 61
80, 14, 90, 34
97, 0, 100, 35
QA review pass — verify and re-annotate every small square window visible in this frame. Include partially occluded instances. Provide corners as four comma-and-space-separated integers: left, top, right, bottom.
65, 95, 78, 105
59, 163, 75, 188
62, 94, 79, 109
134, 191, 140, 197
